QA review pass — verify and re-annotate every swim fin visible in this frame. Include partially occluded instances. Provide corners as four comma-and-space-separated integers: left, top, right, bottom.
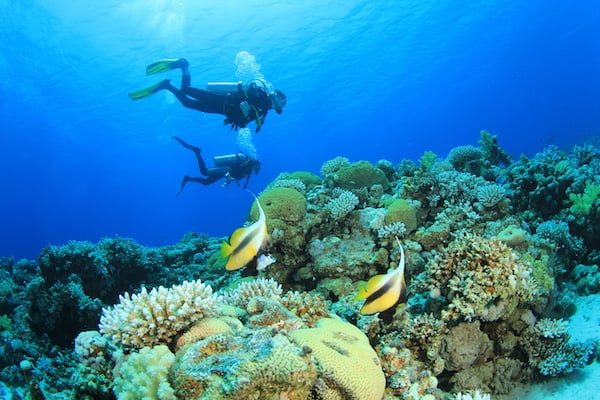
146, 58, 188, 75
128, 79, 170, 100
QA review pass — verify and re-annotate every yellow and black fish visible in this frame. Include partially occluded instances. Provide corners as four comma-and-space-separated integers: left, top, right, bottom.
354, 237, 408, 315
220, 195, 269, 271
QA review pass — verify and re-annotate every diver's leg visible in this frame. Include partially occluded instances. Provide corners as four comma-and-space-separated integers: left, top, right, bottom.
172, 136, 209, 175
185, 176, 217, 186
163, 81, 223, 114
176, 175, 217, 195
172, 136, 201, 153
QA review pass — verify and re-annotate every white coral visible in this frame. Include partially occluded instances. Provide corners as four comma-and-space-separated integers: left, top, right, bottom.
534, 318, 569, 339
377, 222, 407, 238
326, 190, 359, 220
224, 277, 283, 308
455, 391, 491, 400
99, 280, 219, 348
476, 184, 507, 207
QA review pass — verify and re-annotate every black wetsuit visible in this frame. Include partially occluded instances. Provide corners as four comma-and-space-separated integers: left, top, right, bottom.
164, 65, 272, 132
173, 136, 258, 193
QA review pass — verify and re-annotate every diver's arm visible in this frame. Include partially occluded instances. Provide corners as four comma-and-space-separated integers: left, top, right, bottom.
243, 173, 251, 189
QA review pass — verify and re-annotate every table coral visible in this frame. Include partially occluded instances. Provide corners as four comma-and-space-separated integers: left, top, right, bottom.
289, 317, 385, 400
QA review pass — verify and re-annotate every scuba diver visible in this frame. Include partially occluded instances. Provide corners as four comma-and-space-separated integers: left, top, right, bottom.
128, 58, 287, 133
172, 136, 261, 193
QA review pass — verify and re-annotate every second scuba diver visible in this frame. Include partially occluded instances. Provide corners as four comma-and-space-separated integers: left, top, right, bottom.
172, 136, 260, 194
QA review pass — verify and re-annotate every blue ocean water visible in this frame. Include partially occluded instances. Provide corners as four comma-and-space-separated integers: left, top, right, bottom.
1, 0, 598, 260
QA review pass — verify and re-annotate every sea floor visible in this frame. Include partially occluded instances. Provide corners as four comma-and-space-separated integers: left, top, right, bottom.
503, 293, 600, 400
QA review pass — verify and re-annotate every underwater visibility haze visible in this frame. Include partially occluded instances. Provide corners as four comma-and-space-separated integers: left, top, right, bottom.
0, 0, 599, 399
1, 0, 598, 259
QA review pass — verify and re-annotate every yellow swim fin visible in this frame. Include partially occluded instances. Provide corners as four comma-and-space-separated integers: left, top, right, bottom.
146, 58, 188, 75
127, 79, 170, 100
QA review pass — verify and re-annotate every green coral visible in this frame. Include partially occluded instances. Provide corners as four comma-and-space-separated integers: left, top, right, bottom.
418, 151, 438, 171
525, 254, 554, 295
329, 160, 390, 191
251, 187, 307, 223
287, 171, 322, 191
384, 198, 418, 233
478, 130, 512, 165
569, 181, 600, 216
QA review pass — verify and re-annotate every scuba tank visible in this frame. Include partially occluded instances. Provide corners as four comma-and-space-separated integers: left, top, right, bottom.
214, 153, 246, 168
206, 81, 243, 94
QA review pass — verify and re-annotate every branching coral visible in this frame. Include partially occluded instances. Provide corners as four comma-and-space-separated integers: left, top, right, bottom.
424, 234, 536, 322
112, 345, 176, 400
476, 184, 507, 208
320, 156, 351, 175
326, 190, 359, 220
99, 280, 219, 348
520, 318, 595, 376
223, 277, 283, 309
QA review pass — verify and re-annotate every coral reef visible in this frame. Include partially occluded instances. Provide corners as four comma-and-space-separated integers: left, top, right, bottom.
1, 133, 599, 399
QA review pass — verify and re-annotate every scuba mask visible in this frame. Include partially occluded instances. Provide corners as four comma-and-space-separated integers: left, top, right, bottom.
271, 90, 287, 114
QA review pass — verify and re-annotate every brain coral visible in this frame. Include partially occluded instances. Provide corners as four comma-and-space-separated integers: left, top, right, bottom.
384, 199, 418, 233
99, 280, 219, 348
289, 317, 385, 400
329, 160, 390, 191
169, 328, 317, 400
252, 187, 307, 223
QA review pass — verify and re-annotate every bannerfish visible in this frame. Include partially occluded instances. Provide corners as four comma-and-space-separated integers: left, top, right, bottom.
220, 195, 269, 271
354, 237, 408, 315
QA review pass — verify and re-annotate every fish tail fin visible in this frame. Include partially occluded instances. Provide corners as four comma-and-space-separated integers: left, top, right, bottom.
220, 241, 233, 258
353, 282, 368, 300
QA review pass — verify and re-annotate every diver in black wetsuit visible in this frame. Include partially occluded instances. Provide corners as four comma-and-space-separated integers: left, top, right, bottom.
129, 58, 287, 133
172, 136, 260, 194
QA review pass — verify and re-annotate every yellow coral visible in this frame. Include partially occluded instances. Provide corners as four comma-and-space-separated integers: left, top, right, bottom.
289, 317, 385, 400
497, 225, 527, 246
174, 316, 244, 351
113, 345, 176, 400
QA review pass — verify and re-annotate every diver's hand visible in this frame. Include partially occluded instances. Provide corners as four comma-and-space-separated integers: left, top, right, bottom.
240, 101, 250, 118
224, 118, 239, 130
